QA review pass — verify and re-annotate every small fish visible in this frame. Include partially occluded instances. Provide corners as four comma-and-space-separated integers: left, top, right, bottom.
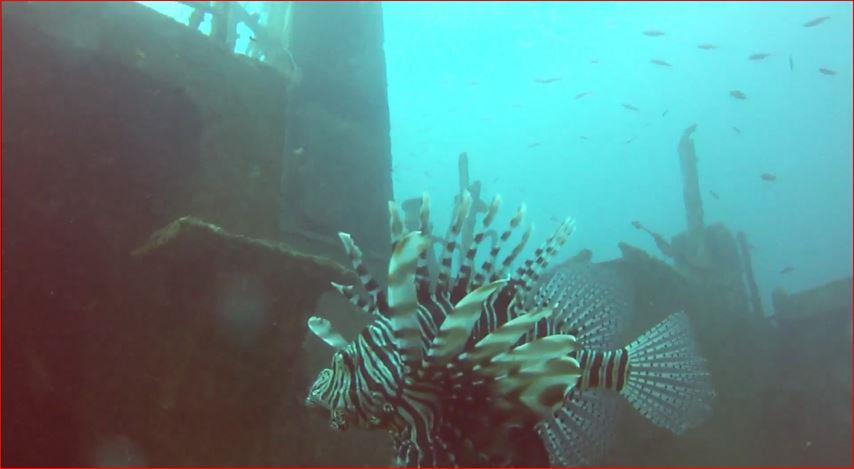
709, 190, 720, 200
623, 137, 636, 144
730, 90, 747, 100
534, 77, 562, 84
819, 68, 837, 75
250, 36, 257, 42
749, 53, 771, 61
662, 109, 669, 117
643, 30, 665, 37
469, 81, 480, 86
760, 173, 777, 181
697, 43, 717, 50
527, 142, 541, 149
650, 59, 672, 67
574, 91, 592, 100
622, 103, 640, 111
780, 266, 794, 275
631, 220, 644, 229
590, 59, 600, 64
732, 126, 741, 135
789, 53, 794, 71
803, 16, 830, 27
293, 147, 305, 155
579, 135, 589, 140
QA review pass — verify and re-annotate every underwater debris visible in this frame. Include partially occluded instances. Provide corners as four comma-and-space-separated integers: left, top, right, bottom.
622, 103, 640, 111
803, 16, 830, 27
650, 59, 672, 67
304, 181, 715, 467
760, 173, 777, 181
772, 277, 851, 321
678, 124, 704, 235
730, 90, 747, 100
819, 68, 837, 75
643, 30, 665, 37
132, 216, 350, 278
748, 53, 771, 61
697, 43, 717, 50
293, 146, 305, 155
736, 231, 764, 317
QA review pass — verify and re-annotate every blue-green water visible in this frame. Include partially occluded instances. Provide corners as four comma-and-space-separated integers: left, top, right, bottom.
382, 2, 852, 314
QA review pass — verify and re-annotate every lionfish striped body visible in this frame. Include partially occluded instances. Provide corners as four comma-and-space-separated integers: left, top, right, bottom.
306, 188, 715, 467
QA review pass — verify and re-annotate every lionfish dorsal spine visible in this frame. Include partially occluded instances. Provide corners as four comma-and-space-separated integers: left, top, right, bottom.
337, 232, 386, 316
453, 194, 503, 298
386, 231, 431, 361
475, 202, 526, 288
494, 222, 533, 281
388, 200, 405, 245
330, 281, 375, 315
437, 190, 473, 291
514, 218, 576, 296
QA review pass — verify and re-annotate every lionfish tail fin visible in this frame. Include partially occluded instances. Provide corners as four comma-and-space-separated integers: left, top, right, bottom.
622, 311, 716, 434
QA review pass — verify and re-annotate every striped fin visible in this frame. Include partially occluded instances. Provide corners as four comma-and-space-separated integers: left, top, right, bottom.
330, 282, 374, 315
475, 203, 525, 287
492, 356, 582, 417
415, 193, 435, 289
454, 194, 502, 295
535, 390, 619, 467
513, 218, 575, 293
307, 316, 349, 349
437, 190, 472, 290
338, 232, 384, 315
387, 232, 432, 359
459, 307, 553, 367
481, 335, 580, 376
536, 263, 632, 349
388, 200, 406, 244
623, 311, 716, 434
493, 223, 533, 281
427, 279, 507, 365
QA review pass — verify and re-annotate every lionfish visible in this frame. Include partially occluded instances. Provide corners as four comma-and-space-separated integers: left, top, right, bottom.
304, 189, 715, 467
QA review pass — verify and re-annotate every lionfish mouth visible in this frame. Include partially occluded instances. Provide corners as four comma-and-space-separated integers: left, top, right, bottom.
304, 186, 715, 467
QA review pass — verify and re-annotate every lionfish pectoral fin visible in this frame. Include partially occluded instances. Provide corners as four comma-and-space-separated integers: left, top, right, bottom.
535, 389, 621, 467
427, 279, 507, 364
460, 307, 554, 366
493, 356, 581, 416
307, 316, 349, 349
621, 311, 716, 434
481, 334, 580, 377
